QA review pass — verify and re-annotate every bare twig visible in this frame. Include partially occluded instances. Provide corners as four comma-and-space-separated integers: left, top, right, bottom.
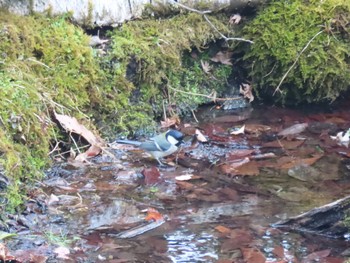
168, 85, 244, 102
191, 109, 199, 123
172, 1, 212, 14
273, 30, 323, 95
169, 0, 254, 44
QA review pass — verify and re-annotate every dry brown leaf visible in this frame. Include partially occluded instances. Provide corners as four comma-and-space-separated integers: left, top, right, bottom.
280, 154, 323, 170
195, 129, 208, 142
229, 14, 242, 24
226, 149, 255, 161
241, 247, 266, 263
54, 112, 104, 159
54, 112, 102, 145
262, 139, 305, 150
215, 225, 232, 234
235, 161, 260, 176
220, 157, 250, 175
278, 123, 308, 136
200, 60, 212, 74
145, 208, 164, 222
75, 145, 102, 161
161, 115, 180, 128
54, 246, 70, 260
210, 51, 233, 65
245, 124, 271, 134
240, 83, 254, 102
0, 243, 15, 261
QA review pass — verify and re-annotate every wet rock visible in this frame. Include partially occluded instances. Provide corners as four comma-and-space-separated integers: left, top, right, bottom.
287, 164, 321, 182
307, 122, 338, 134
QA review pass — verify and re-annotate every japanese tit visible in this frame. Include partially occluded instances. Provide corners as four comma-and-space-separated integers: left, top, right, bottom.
116, 129, 184, 165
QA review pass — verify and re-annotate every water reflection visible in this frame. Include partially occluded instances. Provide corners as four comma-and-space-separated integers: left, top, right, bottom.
166, 228, 219, 262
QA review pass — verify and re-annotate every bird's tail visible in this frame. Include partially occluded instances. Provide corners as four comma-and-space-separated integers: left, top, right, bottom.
115, 139, 142, 146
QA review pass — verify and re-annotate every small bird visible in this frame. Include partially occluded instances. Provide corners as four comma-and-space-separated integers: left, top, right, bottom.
116, 129, 184, 166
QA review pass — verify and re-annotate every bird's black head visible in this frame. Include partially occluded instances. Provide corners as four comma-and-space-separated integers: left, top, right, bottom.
166, 129, 184, 146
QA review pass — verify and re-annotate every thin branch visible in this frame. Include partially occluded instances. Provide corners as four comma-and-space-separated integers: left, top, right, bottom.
273, 30, 323, 95
171, 0, 212, 14
169, 0, 254, 44
168, 85, 244, 102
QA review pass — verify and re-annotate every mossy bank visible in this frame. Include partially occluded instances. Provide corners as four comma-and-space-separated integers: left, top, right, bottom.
0, 11, 232, 211
1, 0, 350, 211
240, 0, 350, 104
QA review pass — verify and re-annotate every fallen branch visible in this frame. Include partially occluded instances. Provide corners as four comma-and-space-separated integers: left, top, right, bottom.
170, 0, 254, 44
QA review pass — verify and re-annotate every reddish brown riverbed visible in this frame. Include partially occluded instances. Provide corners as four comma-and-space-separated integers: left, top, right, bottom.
4, 103, 350, 262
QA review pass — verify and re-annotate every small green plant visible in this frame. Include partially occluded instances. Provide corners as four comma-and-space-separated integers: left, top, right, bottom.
44, 229, 80, 247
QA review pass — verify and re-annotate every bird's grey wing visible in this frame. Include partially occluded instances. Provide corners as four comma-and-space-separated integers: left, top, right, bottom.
149, 134, 170, 151
139, 141, 164, 151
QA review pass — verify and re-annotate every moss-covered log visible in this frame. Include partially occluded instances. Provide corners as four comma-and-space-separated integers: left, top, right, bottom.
273, 195, 350, 239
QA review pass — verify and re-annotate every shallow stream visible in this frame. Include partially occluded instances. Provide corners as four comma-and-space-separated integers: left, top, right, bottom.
6, 104, 350, 262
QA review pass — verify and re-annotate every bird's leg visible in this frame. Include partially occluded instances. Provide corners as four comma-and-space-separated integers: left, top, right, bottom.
156, 158, 165, 166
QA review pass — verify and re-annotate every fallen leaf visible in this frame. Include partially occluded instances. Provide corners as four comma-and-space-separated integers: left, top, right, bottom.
54, 246, 70, 260
195, 129, 208, 142
219, 187, 239, 201
229, 14, 242, 24
226, 149, 255, 161
54, 112, 104, 159
0, 243, 15, 261
262, 139, 305, 149
280, 154, 323, 170
54, 112, 102, 145
251, 153, 276, 159
240, 83, 254, 102
47, 194, 59, 206
230, 125, 245, 135
215, 225, 232, 234
142, 167, 161, 184
210, 51, 233, 65
75, 144, 102, 161
278, 123, 308, 136
201, 60, 212, 74
175, 174, 193, 181
302, 249, 331, 262
235, 161, 260, 176
145, 208, 164, 222
13, 249, 48, 263
330, 129, 350, 147
220, 157, 250, 175
241, 247, 266, 263
161, 115, 180, 128
176, 181, 195, 190
272, 245, 285, 259
213, 115, 250, 123
245, 124, 271, 134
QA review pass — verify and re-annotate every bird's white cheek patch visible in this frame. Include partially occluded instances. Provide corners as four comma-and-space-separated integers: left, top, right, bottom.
167, 136, 179, 145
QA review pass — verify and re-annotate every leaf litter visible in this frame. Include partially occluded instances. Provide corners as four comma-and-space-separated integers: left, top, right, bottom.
5, 105, 350, 262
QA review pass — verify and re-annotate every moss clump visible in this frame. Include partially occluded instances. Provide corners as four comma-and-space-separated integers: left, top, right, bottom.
0, 10, 233, 210
107, 12, 232, 125
0, 12, 102, 211
241, 0, 350, 104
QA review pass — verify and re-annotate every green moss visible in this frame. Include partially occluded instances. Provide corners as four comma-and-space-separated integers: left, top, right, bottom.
241, 0, 350, 104
107, 12, 232, 122
0, 12, 102, 211
0, 10, 233, 210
